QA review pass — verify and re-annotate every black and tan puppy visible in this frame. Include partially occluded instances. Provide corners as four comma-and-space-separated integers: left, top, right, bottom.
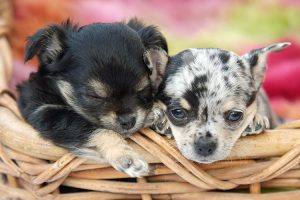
18, 19, 168, 177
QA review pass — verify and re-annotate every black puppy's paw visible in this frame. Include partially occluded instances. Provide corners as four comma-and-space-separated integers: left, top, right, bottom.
109, 147, 149, 177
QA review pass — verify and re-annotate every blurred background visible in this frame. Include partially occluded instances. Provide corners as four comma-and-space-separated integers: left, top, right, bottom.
9, 0, 300, 119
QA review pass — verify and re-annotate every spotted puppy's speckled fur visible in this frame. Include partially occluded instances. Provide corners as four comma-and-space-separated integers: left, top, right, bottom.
150, 42, 290, 163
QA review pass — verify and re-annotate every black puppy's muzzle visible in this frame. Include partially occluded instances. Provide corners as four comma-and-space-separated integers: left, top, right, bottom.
194, 138, 217, 157
118, 114, 136, 130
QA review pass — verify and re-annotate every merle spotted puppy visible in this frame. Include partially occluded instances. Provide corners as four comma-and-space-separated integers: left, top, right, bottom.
18, 19, 168, 177
150, 42, 290, 163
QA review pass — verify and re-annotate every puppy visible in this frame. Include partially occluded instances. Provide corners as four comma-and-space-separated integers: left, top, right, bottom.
150, 42, 290, 163
17, 19, 168, 177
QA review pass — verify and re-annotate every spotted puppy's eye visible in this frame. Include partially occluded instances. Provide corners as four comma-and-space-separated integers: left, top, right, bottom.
167, 107, 188, 126
224, 110, 243, 123
170, 108, 187, 120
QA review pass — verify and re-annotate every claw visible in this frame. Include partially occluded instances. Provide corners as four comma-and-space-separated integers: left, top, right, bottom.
255, 122, 262, 131
242, 113, 270, 136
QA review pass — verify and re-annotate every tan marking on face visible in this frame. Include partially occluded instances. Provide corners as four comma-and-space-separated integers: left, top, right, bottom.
222, 99, 239, 113
180, 98, 191, 110
57, 80, 95, 122
157, 101, 167, 111
89, 80, 109, 98
33, 104, 65, 115
99, 111, 117, 125
135, 108, 147, 126
136, 76, 149, 91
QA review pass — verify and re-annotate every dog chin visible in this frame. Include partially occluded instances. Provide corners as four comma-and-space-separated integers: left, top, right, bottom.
182, 151, 226, 163
193, 152, 231, 164
194, 158, 218, 164
116, 125, 143, 136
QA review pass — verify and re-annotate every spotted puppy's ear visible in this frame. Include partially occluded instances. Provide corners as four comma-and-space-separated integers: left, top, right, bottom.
25, 20, 78, 68
143, 47, 169, 90
242, 42, 291, 89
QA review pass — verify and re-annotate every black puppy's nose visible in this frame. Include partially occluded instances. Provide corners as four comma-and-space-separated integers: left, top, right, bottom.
118, 115, 136, 130
195, 139, 217, 157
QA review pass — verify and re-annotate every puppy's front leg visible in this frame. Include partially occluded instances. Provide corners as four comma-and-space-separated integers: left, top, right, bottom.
24, 104, 148, 177
242, 113, 270, 136
145, 103, 172, 138
242, 90, 272, 136
86, 130, 149, 177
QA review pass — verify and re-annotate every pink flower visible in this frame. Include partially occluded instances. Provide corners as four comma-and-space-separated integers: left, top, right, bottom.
264, 39, 300, 101
262, 39, 300, 119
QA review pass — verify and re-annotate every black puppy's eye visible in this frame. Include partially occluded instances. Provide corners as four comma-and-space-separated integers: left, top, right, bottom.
170, 108, 187, 120
138, 95, 152, 103
84, 93, 103, 100
224, 110, 243, 122
138, 87, 152, 103
86, 94, 97, 98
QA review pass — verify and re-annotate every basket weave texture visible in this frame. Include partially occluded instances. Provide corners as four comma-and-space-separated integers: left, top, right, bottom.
1, 1, 300, 199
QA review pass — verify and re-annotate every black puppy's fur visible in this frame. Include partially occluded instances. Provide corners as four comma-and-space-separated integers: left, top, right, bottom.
18, 18, 167, 176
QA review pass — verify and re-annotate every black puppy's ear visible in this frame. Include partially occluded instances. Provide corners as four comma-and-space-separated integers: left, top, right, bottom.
127, 18, 168, 53
242, 42, 291, 89
128, 18, 169, 89
25, 20, 78, 65
143, 47, 169, 90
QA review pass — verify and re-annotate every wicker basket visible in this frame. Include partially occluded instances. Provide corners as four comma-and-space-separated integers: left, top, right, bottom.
1, 1, 300, 199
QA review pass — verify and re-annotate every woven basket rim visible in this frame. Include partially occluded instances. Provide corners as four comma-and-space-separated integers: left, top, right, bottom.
1, 90, 300, 198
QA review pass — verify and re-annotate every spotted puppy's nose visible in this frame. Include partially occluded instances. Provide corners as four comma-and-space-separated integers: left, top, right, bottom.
118, 115, 136, 130
195, 139, 217, 157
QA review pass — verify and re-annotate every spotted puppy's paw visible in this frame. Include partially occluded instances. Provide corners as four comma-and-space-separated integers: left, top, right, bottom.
242, 113, 270, 136
109, 146, 149, 177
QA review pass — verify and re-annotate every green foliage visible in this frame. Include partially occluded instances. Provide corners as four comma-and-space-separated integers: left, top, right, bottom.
166, 1, 300, 54
228, 1, 300, 40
